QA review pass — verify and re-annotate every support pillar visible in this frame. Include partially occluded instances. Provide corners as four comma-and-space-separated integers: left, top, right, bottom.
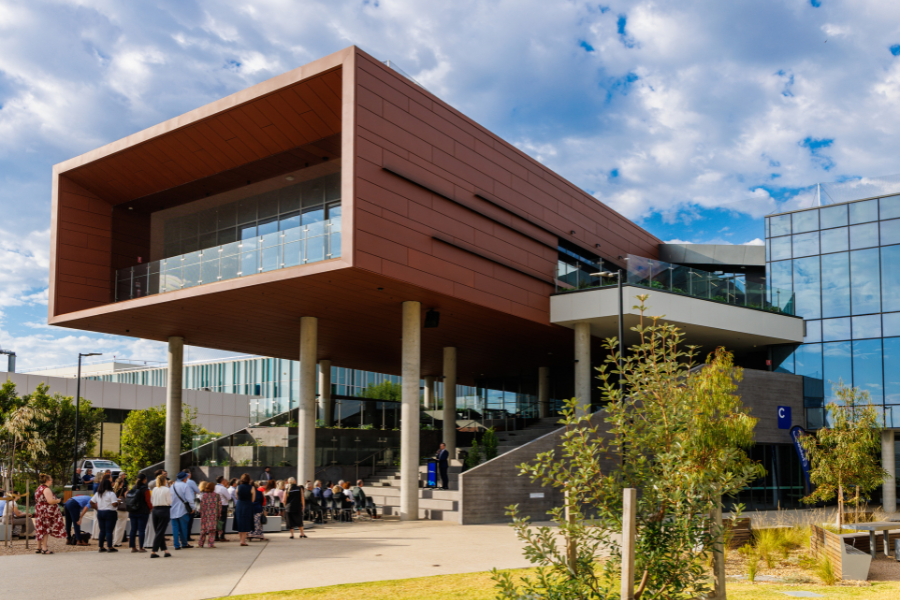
298, 317, 317, 484
538, 366, 550, 419
164, 336, 184, 478
319, 359, 333, 427
574, 322, 591, 416
443, 347, 457, 458
401, 301, 421, 521
423, 376, 435, 410
883, 430, 897, 514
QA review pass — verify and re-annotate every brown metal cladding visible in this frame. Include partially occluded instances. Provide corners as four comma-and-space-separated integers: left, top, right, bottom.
351, 49, 659, 326
48, 46, 657, 380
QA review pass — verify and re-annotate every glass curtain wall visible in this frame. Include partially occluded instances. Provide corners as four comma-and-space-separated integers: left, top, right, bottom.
115, 172, 342, 302
766, 193, 900, 427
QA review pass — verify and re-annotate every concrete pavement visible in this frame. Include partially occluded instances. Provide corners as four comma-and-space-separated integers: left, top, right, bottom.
0, 520, 534, 600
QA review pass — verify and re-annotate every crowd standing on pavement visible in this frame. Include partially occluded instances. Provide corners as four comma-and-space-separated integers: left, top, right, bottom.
4, 462, 383, 558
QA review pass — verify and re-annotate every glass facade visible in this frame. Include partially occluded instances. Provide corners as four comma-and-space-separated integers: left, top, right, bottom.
115, 173, 342, 302
556, 253, 795, 315
87, 356, 545, 429
766, 193, 900, 427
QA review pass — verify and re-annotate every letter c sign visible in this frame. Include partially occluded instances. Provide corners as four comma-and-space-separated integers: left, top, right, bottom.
777, 406, 791, 429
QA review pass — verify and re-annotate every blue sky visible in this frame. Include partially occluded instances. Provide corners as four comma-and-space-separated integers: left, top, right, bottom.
3, 0, 900, 370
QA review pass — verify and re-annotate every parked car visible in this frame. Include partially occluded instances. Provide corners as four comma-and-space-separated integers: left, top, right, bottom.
73, 458, 123, 482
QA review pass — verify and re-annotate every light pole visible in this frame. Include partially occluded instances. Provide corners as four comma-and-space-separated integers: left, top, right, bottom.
593, 270, 624, 393
72, 352, 102, 488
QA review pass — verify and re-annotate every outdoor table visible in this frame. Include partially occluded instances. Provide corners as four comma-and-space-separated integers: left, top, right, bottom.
844, 521, 900, 559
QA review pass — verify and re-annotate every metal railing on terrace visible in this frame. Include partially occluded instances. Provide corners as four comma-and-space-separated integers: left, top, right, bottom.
555, 254, 795, 316
115, 218, 341, 302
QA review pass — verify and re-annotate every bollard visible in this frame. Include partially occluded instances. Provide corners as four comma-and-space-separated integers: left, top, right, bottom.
895, 538, 900, 562
621, 488, 637, 600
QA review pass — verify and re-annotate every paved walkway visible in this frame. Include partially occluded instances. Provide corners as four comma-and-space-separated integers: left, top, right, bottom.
0, 520, 534, 600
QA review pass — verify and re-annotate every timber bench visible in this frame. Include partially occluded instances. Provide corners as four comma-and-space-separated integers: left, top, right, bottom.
811, 525, 872, 581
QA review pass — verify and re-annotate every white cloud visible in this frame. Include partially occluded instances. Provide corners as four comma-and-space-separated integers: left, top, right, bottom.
3, 0, 900, 366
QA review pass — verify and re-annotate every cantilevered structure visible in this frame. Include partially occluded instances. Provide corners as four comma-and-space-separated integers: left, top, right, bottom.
49, 47, 804, 520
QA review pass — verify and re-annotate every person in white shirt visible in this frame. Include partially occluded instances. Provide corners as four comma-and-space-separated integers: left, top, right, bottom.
90, 479, 120, 552
214, 475, 231, 542
149, 476, 172, 558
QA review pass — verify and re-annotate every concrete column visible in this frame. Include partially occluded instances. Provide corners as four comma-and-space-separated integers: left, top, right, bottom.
298, 317, 318, 484
538, 366, 550, 419
883, 430, 897, 514
401, 301, 421, 521
574, 321, 591, 416
443, 347, 457, 458
164, 336, 184, 478
423, 375, 435, 410
318, 359, 333, 427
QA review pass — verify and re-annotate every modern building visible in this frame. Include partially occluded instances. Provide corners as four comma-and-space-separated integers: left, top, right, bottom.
45, 45, 875, 519
1, 367, 254, 454
765, 194, 900, 497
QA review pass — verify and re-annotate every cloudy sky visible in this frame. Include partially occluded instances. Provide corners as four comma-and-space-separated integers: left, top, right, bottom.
2, 0, 900, 370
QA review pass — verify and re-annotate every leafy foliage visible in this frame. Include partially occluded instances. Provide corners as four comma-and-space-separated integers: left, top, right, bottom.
494, 296, 764, 600
29, 384, 104, 482
358, 380, 402, 402
800, 381, 885, 530
465, 437, 483, 470
119, 404, 219, 479
482, 427, 499, 462
1, 381, 104, 488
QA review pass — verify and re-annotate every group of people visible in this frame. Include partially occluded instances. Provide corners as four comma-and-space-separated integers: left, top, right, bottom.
5, 464, 381, 557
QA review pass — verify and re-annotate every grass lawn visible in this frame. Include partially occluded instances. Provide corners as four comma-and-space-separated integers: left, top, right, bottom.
226, 570, 900, 600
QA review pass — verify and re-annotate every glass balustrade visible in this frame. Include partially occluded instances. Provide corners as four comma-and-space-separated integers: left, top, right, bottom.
554, 253, 795, 315
115, 218, 341, 302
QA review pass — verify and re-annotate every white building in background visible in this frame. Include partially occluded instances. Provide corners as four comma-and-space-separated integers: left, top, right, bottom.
2, 366, 255, 455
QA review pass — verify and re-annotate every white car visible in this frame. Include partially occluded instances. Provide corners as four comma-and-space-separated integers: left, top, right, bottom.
76, 458, 123, 482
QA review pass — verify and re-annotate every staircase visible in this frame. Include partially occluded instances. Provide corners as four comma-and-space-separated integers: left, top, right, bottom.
495, 417, 562, 455
365, 417, 562, 523
366, 462, 463, 521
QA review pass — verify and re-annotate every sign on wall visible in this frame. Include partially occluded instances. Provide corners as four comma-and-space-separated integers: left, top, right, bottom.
777, 405, 791, 429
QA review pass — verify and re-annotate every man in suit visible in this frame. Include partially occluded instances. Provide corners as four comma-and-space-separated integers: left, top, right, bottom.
435, 443, 450, 490
260, 466, 272, 481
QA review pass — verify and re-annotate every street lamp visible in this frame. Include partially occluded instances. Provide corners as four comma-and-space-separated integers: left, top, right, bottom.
72, 352, 102, 488
592, 270, 624, 393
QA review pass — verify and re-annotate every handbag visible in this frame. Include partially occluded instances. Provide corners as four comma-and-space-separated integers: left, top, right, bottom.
260, 512, 268, 525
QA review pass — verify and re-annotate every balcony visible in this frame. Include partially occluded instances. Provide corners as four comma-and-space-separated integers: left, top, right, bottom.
551, 283, 804, 351
115, 218, 341, 302
556, 254, 795, 316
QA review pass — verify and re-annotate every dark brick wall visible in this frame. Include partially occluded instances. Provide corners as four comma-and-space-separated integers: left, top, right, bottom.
459, 368, 805, 525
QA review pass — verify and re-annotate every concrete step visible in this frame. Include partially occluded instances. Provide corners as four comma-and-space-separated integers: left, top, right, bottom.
379, 505, 459, 521
370, 495, 458, 511
366, 486, 460, 501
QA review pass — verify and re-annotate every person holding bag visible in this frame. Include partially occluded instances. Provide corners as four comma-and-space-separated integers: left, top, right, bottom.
112, 473, 130, 547
169, 472, 195, 550
125, 473, 152, 552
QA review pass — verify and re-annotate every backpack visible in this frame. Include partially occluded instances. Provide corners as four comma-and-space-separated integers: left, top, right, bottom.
124, 486, 145, 512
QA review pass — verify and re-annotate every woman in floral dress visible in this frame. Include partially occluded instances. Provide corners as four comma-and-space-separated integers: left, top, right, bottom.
34, 473, 66, 554
197, 481, 218, 548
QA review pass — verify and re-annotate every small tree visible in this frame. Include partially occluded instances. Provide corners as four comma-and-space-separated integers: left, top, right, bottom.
28, 384, 104, 483
358, 380, 402, 402
119, 404, 219, 479
0, 386, 47, 496
495, 297, 763, 599
482, 427, 499, 462
800, 381, 885, 531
